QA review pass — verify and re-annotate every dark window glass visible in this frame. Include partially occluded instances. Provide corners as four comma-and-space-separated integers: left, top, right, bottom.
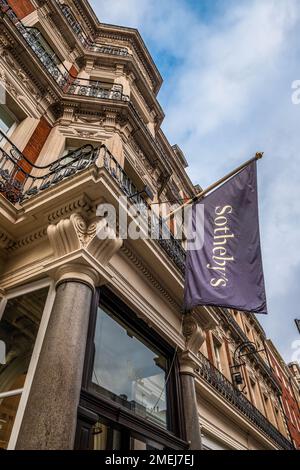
92, 420, 165, 450
91, 306, 167, 428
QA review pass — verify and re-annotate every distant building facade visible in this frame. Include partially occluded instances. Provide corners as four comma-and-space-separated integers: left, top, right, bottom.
0, 0, 297, 450
266, 341, 300, 449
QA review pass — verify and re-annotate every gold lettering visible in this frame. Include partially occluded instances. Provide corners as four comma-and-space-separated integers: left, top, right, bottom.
215, 205, 233, 215
210, 278, 227, 287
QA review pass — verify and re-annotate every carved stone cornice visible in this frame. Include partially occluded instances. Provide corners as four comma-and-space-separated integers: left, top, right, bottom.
7, 228, 47, 253
120, 243, 180, 309
47, 195, 94, 224
0, 229, 13, 251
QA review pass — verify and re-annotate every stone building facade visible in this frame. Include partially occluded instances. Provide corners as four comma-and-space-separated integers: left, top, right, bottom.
0, 0, 298, 450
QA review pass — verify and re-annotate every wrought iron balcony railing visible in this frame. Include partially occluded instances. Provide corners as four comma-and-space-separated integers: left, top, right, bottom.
101, 145, 186, 273
0, 130, 98, 203
1, 1, 172, 173
0, 1, 129, 102
0, 132, 186, 272
55, 1, 129, 57
198, 352, 294, 450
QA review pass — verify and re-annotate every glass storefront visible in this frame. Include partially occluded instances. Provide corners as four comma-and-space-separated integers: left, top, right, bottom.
91, 306, 167, 429
0, 287, 49, 449
76, 288, 185, 450
92, 420, 165, 450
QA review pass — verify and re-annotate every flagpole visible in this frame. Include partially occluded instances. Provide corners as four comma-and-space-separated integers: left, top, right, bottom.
163, 152, 264, 221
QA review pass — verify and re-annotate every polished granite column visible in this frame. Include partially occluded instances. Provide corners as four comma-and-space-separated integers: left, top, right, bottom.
16, 277, 93, 450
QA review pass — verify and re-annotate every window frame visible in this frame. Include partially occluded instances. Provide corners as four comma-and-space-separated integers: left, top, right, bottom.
77, 287, 187, 450
0, 278, 56, 449
0, 103, 18, 139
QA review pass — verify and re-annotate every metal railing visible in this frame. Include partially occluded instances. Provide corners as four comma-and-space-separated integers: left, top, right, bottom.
101, 146, 186, 273
1, 0, 173, 172
198, 352, 294, 450
0, 133, 186, 271
0, 130, 98, 203
55, 1, 129, 57
0, 1, 129, 102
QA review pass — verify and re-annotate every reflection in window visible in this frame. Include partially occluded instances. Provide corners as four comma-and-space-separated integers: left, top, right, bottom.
0, 287, 49, 449
0, 393, 22, 449
0, 104, 16, 136
92, 307, 167, 428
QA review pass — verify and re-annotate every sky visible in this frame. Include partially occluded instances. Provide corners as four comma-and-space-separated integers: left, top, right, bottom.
89, 0, 300, 363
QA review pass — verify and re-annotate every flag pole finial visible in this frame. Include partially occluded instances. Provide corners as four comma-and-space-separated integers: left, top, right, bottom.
255, 152, 264, 160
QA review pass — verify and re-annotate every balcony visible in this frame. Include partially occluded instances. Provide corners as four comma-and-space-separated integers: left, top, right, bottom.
198, 352, 294, 450
54, 1, 129, 57
0, 131, 186, 272
0, 1, 129, 102
0, 130, 99, 203
1, 0, 171, 177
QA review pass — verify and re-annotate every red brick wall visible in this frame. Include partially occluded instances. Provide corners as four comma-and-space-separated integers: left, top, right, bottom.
206, 332, 214, 363
11, 117, 52, 198
64, 65, 78, 93
7, 0, 35, 19
268, 352, 300, 449
69, 65, 78, 78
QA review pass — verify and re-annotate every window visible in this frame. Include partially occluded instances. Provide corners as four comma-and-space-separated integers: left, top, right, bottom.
0, 104, 17, 138
92, 419, 165, 450
91, 306, 167, 429
250, 379, 258, 408
213, 338, 222, 372
0, 287, 49, 449
77, 288, 185, 450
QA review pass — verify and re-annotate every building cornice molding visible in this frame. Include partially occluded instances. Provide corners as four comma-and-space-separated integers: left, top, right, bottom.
200, 416, 248, 450
120, 243, 180, 310
107, 263, 185, 350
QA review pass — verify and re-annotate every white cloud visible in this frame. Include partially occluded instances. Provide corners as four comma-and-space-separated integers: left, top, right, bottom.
90, 0, 300, 361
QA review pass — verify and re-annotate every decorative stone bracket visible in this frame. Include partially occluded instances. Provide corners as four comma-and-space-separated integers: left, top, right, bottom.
46, 213, 123, 288
179, 308, 219, 375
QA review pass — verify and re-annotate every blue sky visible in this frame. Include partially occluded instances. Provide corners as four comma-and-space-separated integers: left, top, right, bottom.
89, 0, 300, 363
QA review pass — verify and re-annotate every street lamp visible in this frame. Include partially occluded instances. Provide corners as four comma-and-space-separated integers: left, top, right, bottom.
230, 341, 266, 392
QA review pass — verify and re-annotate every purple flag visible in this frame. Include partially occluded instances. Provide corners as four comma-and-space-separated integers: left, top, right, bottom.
184, 161, 267, 314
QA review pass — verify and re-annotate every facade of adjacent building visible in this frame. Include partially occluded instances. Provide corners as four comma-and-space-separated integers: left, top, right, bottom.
0, 0, 298, 450
266, 341, 300, 449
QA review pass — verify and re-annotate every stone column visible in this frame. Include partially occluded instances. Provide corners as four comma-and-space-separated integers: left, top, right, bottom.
16, 214, 122, 449
179, 309, 218, 450
179, 350, 203, 450
16, 268, 95, 450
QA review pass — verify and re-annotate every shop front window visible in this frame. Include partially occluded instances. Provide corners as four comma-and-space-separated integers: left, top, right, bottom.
92, 420, 165, 450
0, 104, 17, 138
91, 306, 167, 429
0, 287, 49, 449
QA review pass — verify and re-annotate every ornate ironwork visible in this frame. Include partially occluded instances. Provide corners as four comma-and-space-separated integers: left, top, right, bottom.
1, 0, 173, 176
0, 133, 186, 271
55, 1, 129, 56
100, 146, 186, 273
0, 130, 98, 203
198, 352, 294, 450
0, 1, 129, 102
